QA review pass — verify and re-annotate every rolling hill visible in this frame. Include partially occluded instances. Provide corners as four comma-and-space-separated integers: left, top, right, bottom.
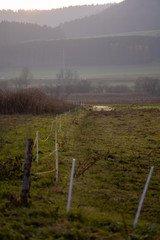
0, 5, 111, 28
0, 34, 160, 69
61, 0, 160, 39
0, 21, 65, 44
0, 0, 160, 78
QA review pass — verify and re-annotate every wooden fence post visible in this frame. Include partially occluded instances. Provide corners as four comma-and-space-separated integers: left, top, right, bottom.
21, 139, 33, 203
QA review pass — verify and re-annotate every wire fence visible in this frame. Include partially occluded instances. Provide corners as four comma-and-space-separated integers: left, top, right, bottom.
0, 102, 159, 223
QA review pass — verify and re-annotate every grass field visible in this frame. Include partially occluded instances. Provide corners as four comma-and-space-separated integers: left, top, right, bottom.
1, 61, 160, 84
88, 30, 160, 39
1, 104, 160, 239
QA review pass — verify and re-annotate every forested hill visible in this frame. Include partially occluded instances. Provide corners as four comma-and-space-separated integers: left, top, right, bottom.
1, 34, 160, 68
0, 21, 65, 44
61, 0, 160, 39
0, 5, 111, 28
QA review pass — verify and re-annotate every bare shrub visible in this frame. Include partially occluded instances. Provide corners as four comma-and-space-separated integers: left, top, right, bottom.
0, 89, 72, 115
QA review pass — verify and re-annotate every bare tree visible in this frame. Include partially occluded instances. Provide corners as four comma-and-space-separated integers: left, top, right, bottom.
56, 68, 79, 96
12, 68, 33, 89
20, 68, 32, 88
56, 68, 79, 86
135, 77, 159, 95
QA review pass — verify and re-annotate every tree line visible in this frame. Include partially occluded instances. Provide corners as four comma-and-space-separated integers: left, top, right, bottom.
0, 21, 65, 45
61, 0, 160, 39
0, 5, 110, 28
1, 68, 160, 97
0, 35, 160, 68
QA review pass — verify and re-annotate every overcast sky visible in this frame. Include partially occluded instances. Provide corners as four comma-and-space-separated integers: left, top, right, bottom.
0, 0, 123, 11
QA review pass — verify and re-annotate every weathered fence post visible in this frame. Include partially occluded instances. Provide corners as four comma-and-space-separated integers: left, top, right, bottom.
21, 139, 33, 203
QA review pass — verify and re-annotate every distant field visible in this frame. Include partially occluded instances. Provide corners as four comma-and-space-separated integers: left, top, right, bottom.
75, 62, 160, 84
88, 30, 160, 39
1, 62, 160, 86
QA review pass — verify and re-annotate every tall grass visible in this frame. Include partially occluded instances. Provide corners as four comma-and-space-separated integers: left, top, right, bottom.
0, 88, 72, 114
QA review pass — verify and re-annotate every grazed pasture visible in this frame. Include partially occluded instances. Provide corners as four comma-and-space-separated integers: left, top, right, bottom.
0, 104, 160, 239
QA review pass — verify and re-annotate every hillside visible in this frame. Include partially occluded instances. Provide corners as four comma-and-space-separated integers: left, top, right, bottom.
0, 5, 111, 28
1, 0, 160, 78
61, 0, 160, 39
0, 21, 65, 44
0, 34, 160, 69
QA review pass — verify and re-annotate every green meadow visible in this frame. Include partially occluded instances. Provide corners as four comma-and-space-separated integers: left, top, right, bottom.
1, 62, 160, 82
1, 104, 160, 239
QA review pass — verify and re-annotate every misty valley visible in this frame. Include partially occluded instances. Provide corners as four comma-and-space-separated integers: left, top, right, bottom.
1, 0, 160, 239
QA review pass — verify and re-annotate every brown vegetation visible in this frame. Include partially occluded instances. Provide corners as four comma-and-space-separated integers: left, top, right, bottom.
68, 92, 160, 104
0, 89, 72, 115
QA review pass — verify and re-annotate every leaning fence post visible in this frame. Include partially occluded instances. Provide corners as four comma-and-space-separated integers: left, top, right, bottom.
133, 166, 154, 228
67, 159, 76, 213
21, 139, 33, 203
